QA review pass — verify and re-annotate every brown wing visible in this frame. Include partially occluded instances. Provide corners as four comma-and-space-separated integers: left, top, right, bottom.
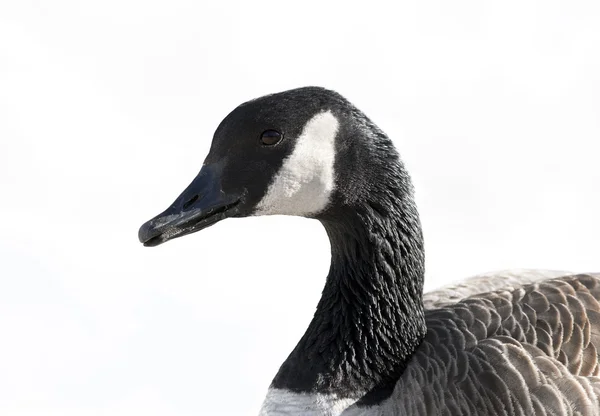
487, 273, 600, 378
361, 273, 600, 416
423, 269, 571, 309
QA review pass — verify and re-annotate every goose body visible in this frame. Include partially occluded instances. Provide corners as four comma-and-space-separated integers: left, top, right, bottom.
360, 271, 600, 416
138, 87, 600, 415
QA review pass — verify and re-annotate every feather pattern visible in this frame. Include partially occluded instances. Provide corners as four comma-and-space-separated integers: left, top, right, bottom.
423, 269, 571, 309
344, 272, 600, 415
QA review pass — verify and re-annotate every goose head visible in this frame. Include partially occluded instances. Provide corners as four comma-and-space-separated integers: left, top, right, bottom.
139, 86, 411, 246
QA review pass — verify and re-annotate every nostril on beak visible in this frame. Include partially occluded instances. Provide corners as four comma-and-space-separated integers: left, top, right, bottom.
182, 194, 200, 210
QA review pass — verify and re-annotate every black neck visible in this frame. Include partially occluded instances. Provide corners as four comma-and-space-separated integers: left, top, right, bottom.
271, 169, 426, 404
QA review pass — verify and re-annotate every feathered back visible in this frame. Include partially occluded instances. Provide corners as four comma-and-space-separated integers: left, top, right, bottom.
349, 273, 600, 415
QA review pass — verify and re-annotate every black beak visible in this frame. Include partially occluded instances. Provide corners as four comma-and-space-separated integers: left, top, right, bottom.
138, 163, 242, 247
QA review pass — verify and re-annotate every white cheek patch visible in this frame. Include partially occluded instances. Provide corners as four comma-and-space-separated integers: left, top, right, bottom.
255, 110, 339, 216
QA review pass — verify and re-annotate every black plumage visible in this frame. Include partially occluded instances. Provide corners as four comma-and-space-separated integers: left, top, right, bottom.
139, 87, 600, 415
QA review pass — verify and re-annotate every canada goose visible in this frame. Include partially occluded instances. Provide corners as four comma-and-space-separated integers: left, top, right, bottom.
138, 87, 600, 415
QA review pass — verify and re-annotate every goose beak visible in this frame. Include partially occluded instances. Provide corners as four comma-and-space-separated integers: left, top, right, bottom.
138, 163, 242, 247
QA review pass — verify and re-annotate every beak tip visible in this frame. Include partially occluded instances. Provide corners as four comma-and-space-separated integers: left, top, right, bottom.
138, 163, 238, 247
138, 221, 154, 244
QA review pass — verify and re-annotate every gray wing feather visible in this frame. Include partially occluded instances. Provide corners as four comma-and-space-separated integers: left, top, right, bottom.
344, 272, 600, 415
423, 269, 571, 309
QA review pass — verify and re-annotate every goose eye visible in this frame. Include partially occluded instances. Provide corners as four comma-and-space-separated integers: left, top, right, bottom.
260, 130, 283, 146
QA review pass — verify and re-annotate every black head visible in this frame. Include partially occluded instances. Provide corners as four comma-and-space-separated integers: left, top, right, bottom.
138, 86, 402, 246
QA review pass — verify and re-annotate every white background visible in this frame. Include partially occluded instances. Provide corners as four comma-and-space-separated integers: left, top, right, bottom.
1, 1, 599, 415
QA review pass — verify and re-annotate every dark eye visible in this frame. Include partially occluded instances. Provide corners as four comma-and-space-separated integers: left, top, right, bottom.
260, 130, 283, 146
